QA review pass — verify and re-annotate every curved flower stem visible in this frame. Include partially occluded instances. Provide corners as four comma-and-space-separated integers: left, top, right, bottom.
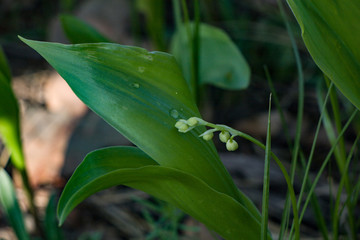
176, 117, 300, 240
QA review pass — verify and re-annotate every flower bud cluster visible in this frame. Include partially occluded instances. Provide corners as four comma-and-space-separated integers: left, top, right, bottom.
175, 117, 239, 152
174, 120, 189, 132
219, 131, 238, 151
175, 117, 199, 133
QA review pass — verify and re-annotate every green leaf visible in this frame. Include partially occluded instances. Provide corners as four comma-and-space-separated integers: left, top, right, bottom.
0, 168, 30, 240
60, 15, 111, 44
171, 23, 250, 90
58, 146, 267, 240
19, 37, 257, 212
44, 193, 63, 240
0, 46, 11, 82
286, 0, 360, 110
0, 73, 24, 170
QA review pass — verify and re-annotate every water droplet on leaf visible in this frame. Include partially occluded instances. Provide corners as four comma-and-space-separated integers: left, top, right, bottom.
144, 55, 153, 61
169, 109, 179, 118
130, 83, 140, 89
138, 66, 145, 73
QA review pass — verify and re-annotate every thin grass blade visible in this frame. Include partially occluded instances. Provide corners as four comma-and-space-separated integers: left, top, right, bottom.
261, 94, 272, 240
44, 193, 63, 240
333, 134, 360, 238
298, 109, 358, 226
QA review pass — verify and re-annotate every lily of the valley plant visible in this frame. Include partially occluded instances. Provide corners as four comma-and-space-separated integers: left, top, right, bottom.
20, 37, 274, 239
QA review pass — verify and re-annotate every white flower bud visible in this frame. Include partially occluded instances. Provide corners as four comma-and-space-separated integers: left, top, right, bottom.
219, 131, 230, 143
226, 139, 238, 151
175, 121, 189, 132
202, 132, 214, 141
187, 117, 198, 127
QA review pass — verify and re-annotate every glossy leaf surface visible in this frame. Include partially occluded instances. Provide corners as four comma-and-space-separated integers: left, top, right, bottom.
60, 15, 111, 44
20, 37, 258, 212
58, 147, 267, 240
0, 73, 24, 169
0, 169, 29, 240
287, 0, 360, 109
171, 23, 250, 90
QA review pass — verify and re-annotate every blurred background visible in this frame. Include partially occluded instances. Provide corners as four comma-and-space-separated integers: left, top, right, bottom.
0, 0, 356, 239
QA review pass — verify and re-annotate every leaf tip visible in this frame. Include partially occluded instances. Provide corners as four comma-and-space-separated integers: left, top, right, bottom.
18, 36, 36, 48
57, 211, 66, 227
18, 35, 26, 42
57, 200, 68, 227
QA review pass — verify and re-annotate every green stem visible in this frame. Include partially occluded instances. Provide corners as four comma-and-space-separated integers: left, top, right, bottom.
267, 68, 329, 239
325, 77, 356, 239
261, 95, 272, 240
12, 145, 45, 238
325, 77, 347, 169
287, 83, 336, 240
277, 0, 305, 237
265, 67, 293, 239
172, 0, 182, 31
332, 133, 359, 239
19, 168, 46, 239
180, 0, 197, 99
296, 83, 333, 212
297, 109, 357, 228
192, 117, 300, 240
265, 66, 292, 150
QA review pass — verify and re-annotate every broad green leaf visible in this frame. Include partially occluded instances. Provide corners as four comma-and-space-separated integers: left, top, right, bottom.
171, 23, 250, 90
58, 146, 268, 240
0, 46, 11, 82
60, 15, 111, 44
0, 168, 30, 240
286, 0, 360, 110
20, 37, 260, 218
0, 73, 24, 170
